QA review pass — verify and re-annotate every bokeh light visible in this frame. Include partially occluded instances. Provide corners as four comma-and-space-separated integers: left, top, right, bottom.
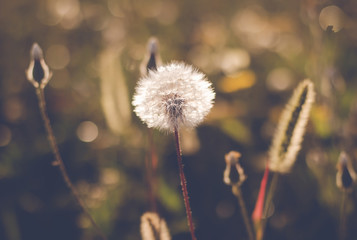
3, 97, 24, 122
218, 48, 250, 74
216, 200, 236, 219
46, 44, 71, 70
76, 121, 99, 143
266, 68, 295, 92
319, 5, 345, 32
0, 125, 12, 147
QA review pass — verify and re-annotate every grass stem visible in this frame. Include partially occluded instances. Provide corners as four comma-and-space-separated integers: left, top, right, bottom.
339, 190, 347, 240
260, 172, 279, 240
36, 88, 107, 240
232, 185, 255, 240
145, 128, 158, 212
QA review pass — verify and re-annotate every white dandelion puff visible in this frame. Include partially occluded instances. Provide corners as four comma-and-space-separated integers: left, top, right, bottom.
269, 79, 315, 173
132, 62, 215, 131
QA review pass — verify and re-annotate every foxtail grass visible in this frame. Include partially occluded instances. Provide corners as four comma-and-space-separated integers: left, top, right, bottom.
254, 79, 315, 239
140, 212, 171, 240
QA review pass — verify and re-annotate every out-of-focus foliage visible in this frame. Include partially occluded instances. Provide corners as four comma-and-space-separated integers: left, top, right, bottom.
1, 0, 357, 240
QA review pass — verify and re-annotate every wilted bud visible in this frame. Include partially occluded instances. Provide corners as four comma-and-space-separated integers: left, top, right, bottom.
140, 37, 162, 76
223, 151, 247, 186
140, 212, 171, 240
336, 151, 357, 191
26, 43, 51, 88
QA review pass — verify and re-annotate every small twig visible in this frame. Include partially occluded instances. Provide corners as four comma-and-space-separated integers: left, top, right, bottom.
173, 127, 197, 240
339, 190, 347, 240
232, 185, 255, 240
36, 87, 107, 240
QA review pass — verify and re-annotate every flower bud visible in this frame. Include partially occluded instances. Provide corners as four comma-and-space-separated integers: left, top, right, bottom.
223, 151, 246, 186
26, 43, 51, 88
336, 151, 357, 191
140, 37, 162, 76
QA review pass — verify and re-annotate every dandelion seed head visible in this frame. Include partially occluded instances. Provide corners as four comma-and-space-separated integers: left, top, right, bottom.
269, 79, 315, 173
133, 62, 215, 131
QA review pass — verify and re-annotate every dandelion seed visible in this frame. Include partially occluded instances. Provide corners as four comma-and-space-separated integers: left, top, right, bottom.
133, 62, 215, 131
336, 151, 357, 191
26, 43, 52, 89
269, 79, 315, 173
140, 212, 171, 240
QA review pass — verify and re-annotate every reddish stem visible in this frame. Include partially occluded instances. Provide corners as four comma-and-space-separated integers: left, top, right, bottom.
252, 164, 270, 222
174, 127, 197, 240
149, 129, 159, 209
252, 163, 270, 240
144, 155, 157, 212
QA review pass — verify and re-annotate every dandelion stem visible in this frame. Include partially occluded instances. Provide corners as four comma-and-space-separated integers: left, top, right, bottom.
145, 128, 158, 212
173, 127, 197, 240
339, 190, 347, 240
232, 185, 255, 240
36, 88, 107, 240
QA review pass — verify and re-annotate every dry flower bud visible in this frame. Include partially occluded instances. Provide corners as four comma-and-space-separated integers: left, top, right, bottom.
336, 151, 357, 191
26, 43, 51, 89
225, 151, 241, 165
140, 37, 162, 76
223, 151, 246, 186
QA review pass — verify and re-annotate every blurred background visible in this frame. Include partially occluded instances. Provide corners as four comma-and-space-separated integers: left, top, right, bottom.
1, 0, 357, 239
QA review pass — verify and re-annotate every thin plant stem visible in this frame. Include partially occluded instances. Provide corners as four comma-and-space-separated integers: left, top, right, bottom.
339, 190, 347, 240
145, 128, 158, 212
232, 185, 255, 240
173, 127, 197, 240
252, 164, 270, 240
36, 88, 107, 240
261, 172, 279, 240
